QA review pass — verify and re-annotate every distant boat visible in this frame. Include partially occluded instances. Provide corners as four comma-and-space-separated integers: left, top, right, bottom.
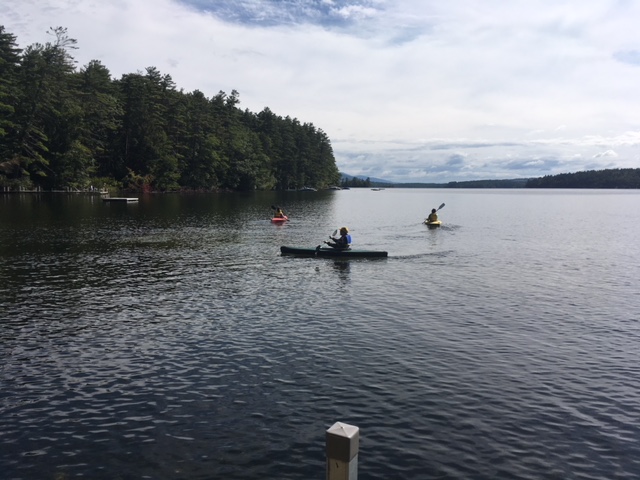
299, 186, 317, 192
327, 186, 342, 190
371, 188, 385, 191
102, 197, 139, 203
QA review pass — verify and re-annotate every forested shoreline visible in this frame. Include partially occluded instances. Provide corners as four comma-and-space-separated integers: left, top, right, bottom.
0, 26, 340, 192
445, 169, 640, 188
372, 168, 640, 189
525, 168, 640, 189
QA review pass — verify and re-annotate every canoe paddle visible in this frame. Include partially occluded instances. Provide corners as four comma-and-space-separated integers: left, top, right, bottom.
322, 230, 340, 249
428, 203, 445, 216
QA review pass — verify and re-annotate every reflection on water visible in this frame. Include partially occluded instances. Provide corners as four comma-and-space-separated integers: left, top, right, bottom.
331, 260, 351, 281
1, 190, 640, 479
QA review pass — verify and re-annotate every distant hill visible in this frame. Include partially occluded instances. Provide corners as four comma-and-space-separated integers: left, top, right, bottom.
391, 179, 528, 188
340, 173, 393, 184
446, 179, 529, 188
525, 168, 640, 188
340, 173, 527, 188
341, 168, 640, 189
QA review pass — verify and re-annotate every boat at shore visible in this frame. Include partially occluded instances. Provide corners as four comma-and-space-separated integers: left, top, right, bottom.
280, 246, 388, 258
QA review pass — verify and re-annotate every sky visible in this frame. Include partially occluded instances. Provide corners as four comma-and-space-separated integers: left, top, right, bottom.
3, 0, 640, 183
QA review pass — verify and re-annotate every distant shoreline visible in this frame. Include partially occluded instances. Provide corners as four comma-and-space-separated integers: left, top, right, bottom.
359, 167, 640, 189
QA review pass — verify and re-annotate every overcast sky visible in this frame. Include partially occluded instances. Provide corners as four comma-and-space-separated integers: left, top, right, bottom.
4, 0, 640, 182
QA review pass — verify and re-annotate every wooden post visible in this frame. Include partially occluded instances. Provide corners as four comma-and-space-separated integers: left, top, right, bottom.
326, 422, 359, 480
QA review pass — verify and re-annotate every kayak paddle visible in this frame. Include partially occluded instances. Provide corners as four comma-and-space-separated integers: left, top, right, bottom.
424, 203, 445, 224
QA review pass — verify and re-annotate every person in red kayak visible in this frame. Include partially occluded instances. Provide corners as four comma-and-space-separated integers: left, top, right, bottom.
274, 207, 285, 218
326, 227, 352, 249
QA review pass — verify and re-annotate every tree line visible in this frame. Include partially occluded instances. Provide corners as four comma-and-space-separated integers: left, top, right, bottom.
525, 168, 640, 189
379, 170, 639, 189
340, 176, 371, 188
384, 179, 527, 188
0, 26, 340, 192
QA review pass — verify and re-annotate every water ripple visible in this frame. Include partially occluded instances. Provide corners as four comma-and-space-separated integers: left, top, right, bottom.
2, 191, 640, 479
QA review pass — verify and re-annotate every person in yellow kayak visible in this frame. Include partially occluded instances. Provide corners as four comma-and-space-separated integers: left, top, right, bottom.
326, 227, 352, 249
427, 208, 438, 223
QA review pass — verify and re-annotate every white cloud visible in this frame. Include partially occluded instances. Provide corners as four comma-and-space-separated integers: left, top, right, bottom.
593, 150, 618, 158
332, 5, 379, 20
3, 0, 640, 182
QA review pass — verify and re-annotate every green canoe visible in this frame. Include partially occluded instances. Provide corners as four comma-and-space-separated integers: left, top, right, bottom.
280, 246, 388, 258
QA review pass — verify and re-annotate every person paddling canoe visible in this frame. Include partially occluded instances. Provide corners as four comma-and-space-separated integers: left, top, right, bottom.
325, 227, 352, 249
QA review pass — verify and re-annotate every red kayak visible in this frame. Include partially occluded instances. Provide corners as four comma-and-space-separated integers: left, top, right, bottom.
271, 215, 288, 223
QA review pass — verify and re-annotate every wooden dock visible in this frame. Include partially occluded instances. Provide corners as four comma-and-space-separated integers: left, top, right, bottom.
102, 197, 139, 203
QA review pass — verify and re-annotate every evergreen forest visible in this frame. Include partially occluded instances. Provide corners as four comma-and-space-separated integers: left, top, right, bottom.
0, 26, 341, 192
340, 176, 372, 188
525, 168, 640, 189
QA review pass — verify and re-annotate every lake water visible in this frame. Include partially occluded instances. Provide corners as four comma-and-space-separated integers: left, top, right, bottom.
1, 189, 640, 480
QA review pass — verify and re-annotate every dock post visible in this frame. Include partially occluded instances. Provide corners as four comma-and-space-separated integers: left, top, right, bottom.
326, 422, 359, 480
